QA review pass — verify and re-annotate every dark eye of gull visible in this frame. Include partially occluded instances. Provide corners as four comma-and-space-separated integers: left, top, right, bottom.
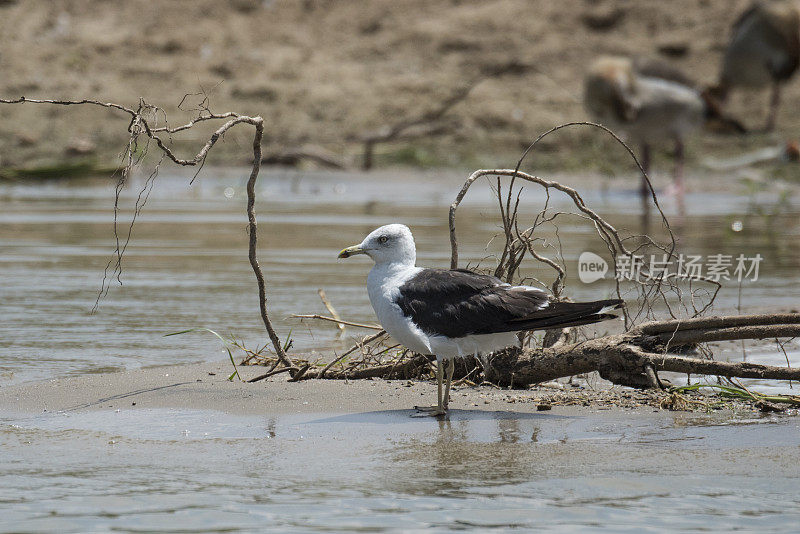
379, 235, 389, 244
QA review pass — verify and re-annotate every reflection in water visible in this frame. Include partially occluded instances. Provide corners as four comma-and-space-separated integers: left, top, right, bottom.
2, 408, 800, 531
382, 413, 548, 495
497, 417, 521, 444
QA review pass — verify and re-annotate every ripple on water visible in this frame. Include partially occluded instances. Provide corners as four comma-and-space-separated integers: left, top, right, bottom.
2, 170, 800, 531
1, 408, 799, 531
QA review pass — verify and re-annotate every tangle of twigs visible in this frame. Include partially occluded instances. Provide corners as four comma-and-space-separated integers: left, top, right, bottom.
0, 95, 294, 371
449, 122, 722, 331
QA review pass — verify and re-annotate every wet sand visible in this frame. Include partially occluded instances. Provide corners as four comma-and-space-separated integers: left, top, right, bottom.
0, 359, 578, 416
3, 360, 800, 532
0, 358, 787, 418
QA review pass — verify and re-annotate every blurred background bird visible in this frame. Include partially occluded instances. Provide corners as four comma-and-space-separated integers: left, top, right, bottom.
584, 56, 745, 214
710, 0, 800, 131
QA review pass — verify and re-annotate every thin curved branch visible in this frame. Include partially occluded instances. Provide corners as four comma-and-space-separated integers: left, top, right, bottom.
512, 121, 673, 243
318, 331, 387, 379
0, 96, 293, 370
653, 325, 800, 346
290, 314, 383, 330
449, 168, 628, 269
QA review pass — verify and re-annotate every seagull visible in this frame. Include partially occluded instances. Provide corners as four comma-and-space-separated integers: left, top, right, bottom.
710, 1, 800, 131
584, 56, 744, 213
338, 224, 623, 416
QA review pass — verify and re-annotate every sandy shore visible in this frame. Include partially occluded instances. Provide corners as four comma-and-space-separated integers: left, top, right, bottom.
2, 0, 798, 174
0, 359, 661, 417
0, 358, 787, 419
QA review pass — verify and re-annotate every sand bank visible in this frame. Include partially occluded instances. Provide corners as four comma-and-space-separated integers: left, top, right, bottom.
1, 359, 791, 419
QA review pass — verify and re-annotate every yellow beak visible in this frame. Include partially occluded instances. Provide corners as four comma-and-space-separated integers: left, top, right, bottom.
338, 245, 366, 259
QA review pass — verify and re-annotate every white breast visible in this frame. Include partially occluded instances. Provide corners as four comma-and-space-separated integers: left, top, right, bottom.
367, 264, 433, 355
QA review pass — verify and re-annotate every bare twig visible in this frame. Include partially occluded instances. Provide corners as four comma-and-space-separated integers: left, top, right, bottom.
450, 169, 629, 269
290, 314, 383, 330
247, 366, 295, 383
318, 330, 387, 378
0, 96, 294, 370
318, 289, 346, 333
353, 65, 525, 170
262, 145, 349, 169
307, 354, 430, 380
354, 84, 472, 170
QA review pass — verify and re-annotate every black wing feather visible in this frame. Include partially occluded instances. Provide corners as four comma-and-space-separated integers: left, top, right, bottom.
396, 268, 622, 338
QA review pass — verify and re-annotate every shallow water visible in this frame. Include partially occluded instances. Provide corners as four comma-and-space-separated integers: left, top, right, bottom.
2, 407, 800, 533
1, 168, 799, 385
1, 168, 800, 532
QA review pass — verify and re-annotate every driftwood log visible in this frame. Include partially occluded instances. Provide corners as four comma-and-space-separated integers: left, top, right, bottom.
296, 313, 800, 388
485, 313, 800, 388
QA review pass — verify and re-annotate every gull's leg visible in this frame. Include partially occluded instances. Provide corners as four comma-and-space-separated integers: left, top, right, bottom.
443, 358, 455, 409
415, 358, 446, 416
639, 143, 652, 222
665, 138, 686, 216
676, 138, 686, 216
438, 360, 443, 407
765, 81, 780, 132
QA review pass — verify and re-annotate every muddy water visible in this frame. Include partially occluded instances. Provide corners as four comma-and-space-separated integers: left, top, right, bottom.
1, 168, 798, 386
1, 407, 799, 532
1, 168, 800, 532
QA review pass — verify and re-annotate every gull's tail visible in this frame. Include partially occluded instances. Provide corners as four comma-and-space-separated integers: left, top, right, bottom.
508, 299, 624, 331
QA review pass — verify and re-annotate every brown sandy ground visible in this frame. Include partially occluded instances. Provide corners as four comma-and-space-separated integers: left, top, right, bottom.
2, 0, 800, 177
0, 359, 794, 418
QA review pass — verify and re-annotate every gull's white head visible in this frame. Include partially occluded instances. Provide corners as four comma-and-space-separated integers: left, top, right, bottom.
338, 224, 416, 266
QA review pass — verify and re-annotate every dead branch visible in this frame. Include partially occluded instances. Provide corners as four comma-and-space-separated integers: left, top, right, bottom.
636, 314, 800, 335
450, 169, 629, 270
290, 314, 383, 330
305, 354, 430, 380
316, 330, 387, 379
651, 325, 800, 346
262, 145, 349, 169
355, 86, 468, 170
317, 289, 346, 333
353, 65, 524, 171
450, 122, 668, 272
0, 96, 294, 371
448, 121, 722, 331
247, 366, 295, 383
482, 314, 800, 388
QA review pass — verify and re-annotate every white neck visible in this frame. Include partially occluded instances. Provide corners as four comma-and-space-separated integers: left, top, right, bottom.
367, 248, 416, 269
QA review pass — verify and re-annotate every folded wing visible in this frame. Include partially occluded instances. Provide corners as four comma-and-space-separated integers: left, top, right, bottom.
395, 268, 622, 338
